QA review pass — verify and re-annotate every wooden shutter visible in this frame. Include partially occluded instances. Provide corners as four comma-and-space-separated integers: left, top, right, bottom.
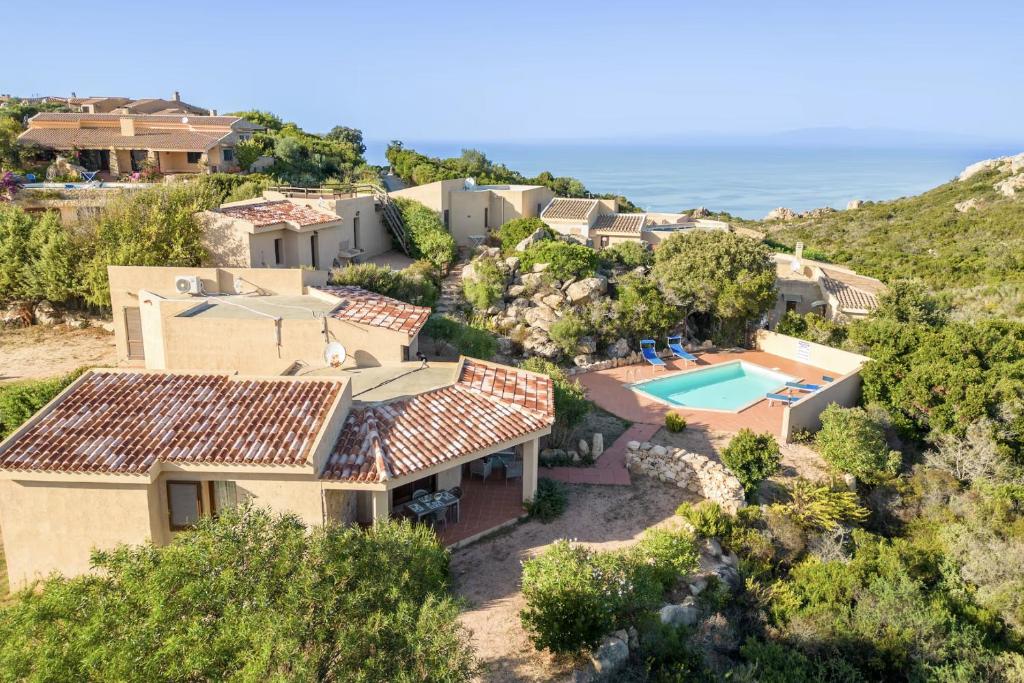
124, 307, 145, 361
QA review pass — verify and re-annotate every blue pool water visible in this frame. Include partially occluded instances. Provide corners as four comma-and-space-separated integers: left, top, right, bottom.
632, 362, 794, 412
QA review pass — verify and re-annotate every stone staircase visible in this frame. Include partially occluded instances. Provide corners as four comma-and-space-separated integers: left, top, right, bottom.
435, 259, 468, 317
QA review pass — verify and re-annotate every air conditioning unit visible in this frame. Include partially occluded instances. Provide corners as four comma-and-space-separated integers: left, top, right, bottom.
174, 275, 202, 295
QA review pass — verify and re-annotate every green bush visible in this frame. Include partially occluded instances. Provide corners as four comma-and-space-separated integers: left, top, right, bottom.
612, 273, 682, 346
328, 261, 439, 307
520, 358, 590, 447
525, 478, 568, 522
496, 217, 551, 253
394, 197, 457, 271
721, 428, 782, 496
630, 528, 699, 590
0, 506, 476, 681
774, 310, 848, 347
461, 257, 505, 311
816, 404, 901, 483
599, 240, 652, 269
0, 368, 86, 438
518, 240, 598, 281
676, 501, 734, 540
422, 316, 497, 359
770, 478, 868, 531
548, 311, 591, 356
665, 412, 687, 433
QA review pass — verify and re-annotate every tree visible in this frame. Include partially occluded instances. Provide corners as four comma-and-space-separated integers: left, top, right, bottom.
0, 506, 477, 682
325, 126, 366, 156
721, 428, 782, 496
816, 404, 901, 483
0, 203, 34, 302
774, 310, 848, 347
232, 138, 265, 172
873, 279, 948, 328
612, 273, 681, 346
599, 240, 652, 269
462, 257, 505, 311
519, 358, 589, 447
28, 211, 81, 303
228, 109, 284, 131
0, 116, 24, 169
652, 231, 776, 342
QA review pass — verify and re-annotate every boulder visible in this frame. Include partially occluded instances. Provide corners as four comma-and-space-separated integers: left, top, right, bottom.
689, 578, 708, 596
525, 305, 557, 331
46, 155, 88, 181
690, 206, 711, 218
34, 301, 61, 326
65, 317, 90, 330
607, 338, 630, 359
504, 256, 520, 272
954, 198, 981, 213
995, 174, 1024, 197
574, 353, 595, 367
576, 336, 597, 354
959, 157, 1003, 181
542, 293, 565, 309
515, 227, 552, 252
764, 207, 797, 221
846, 199, 863, 210
506, 284, 527, 299
659, 602, 699, 627
570, 451, 581, 463
531, 262, 550, 273
566, 276, 608, 304
842, 473, 857, 491
520, 272, 544, 288
592, 433, 604, 458
579, 439, 591, 456
1011, 153, 1024, 174
591, 635, 629, 675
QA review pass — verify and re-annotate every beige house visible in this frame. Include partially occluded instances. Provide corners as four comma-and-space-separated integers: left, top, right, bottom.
391, 178, 555, 246
0, 358, 553, 589
769, 245, 886, 326
540, 198, 730, 247
18, 112, 260, 176
108, 266, 427, 374
200, 189, 395, 270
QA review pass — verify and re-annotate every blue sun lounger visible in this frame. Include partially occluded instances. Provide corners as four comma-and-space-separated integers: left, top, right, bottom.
666, 335, 698, 365
785, 381, 821, 392
640, 339, 665, 368
766, 392, 800, 406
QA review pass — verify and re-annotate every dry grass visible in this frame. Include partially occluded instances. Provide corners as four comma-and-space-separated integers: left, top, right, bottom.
0, 325, 116, 384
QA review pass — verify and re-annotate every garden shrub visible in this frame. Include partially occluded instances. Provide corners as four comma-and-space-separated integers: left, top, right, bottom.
676, 501, 734, 540
771, 479, 868, 531
612, 273, 681, 346
525, 478, 568, 522
518, 240, 598, 281
496, 217, 551, 253
422, 316, 496, 359
630, 528, 699, 590
774, 310, 848, 347
461, 257, 505, 311
520, 358, 589, 447
721, 429, 782, 496
816, 404, 901, 483
665, 412, 686, 432
394, 197, 456, 271
0, 368, 86, 438
329, 261, 439, 307
599, 240, 652, 269
548, 311, 591, 356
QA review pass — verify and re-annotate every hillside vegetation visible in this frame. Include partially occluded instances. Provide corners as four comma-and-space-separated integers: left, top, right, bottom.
765, 165, 1024, 318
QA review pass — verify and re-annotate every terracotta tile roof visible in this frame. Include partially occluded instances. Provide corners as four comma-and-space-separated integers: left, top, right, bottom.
591, 213, 647, 235
219, 200, 339, 228
0, 372, 342, 475
28, 112, 247, 126
18, 126, 225, 152
321, 359, 554, 483
820, 271, 881, 311
317, 286, 431, 336
541, 198, 599, 221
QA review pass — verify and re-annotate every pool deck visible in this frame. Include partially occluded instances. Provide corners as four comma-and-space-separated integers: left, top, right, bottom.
577, 348, 837, 435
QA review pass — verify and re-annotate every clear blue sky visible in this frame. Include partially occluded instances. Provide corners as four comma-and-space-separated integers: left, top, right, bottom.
6, 0, 1022, 142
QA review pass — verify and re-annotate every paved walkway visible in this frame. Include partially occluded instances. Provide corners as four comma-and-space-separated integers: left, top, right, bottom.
542, 423, 659, 486
435, 259, 468, 317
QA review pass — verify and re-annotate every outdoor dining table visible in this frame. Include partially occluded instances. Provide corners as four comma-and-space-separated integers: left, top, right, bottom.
405, 490, 459, 522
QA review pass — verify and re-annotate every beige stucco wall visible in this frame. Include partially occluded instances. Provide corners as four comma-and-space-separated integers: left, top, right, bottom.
449, 191, 492, 246
159, 151, 203, 173
769, 277, 826, 327
0, 478, 158, 588
781, 371, 863, 442
755, 330, 867, 376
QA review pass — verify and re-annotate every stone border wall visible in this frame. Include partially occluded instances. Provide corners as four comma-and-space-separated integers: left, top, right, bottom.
625, 442, 746, 513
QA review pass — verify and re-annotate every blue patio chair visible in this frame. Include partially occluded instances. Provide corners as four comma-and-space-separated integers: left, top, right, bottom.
785, 381, 821, 392
666, 335, 698, 365
822, 375, 835, 382
640, 339, 665, 369
766, 392, 800, 406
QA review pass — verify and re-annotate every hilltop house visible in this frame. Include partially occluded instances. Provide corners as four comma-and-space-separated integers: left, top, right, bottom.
540, 198, 730, 247
390, 178, 555, 247
18, 112, 260, 176
0, 359, 553, 589
769, 244, 885, 325
200, 188, 399, 271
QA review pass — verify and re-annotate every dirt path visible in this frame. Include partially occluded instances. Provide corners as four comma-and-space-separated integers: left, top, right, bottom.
0, 326, 116, 383
451, 476, 698, 682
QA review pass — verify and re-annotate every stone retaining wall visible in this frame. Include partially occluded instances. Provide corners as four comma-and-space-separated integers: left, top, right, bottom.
625, 442, 746, 513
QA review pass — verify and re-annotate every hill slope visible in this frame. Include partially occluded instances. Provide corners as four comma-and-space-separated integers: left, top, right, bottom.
764, 157, 1024, 319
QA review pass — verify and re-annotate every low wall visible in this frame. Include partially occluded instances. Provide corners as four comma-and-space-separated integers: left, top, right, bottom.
625, 442, 746, 513
781, 371, 862, 440
755, 329, 866, 375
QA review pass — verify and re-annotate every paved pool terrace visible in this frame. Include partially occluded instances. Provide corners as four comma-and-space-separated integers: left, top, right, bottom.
577, 348, 839, 435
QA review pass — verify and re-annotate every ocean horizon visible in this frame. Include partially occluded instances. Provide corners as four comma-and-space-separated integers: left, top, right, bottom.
366, 140, 1020, 219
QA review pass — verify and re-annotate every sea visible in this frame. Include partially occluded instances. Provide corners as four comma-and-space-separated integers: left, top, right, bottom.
365, 141, 1019, 219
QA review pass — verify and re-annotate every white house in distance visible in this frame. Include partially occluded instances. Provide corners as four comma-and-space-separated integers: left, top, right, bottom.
540, 198, 730, 248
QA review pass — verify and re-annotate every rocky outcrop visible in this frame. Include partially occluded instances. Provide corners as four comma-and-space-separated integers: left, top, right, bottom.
846, 199, 863, 210
954, 198, 981, 213
565, 276, 608, 304
625, 442, 746, 514
515, 227, 551, 252
45, 156, 88, 181
995, 174, 1024, 197
958, 152, 1024, 181
764, 207, 797, 221
33, 301, 62, 326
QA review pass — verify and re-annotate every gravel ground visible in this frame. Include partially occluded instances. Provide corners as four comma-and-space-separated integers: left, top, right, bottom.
0, 326, 116, 383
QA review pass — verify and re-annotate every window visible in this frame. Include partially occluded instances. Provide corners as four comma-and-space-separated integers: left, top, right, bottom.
186, 151, 202, 164
785, 300, 798, 313
310, 233, 319, 269
353, 215, 360, 249
167, 481, 202, 530
208, 481, 238, 516
537, 202, 542, 215
484, 207, 489, 228
273, 237, 283, 265
443, 209, 450, 229
599, 236, 609, 248
221, 147, 235, 162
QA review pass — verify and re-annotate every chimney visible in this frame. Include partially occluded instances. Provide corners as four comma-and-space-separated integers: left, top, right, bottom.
794, 242, 804, 261
209, 109, 217, 116
172, 90, 181, 102
120, 117, 136, 136
790, 241, 804, 273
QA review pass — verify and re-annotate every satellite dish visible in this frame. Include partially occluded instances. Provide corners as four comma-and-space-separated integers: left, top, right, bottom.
181, 116, 189, 124
324, 342, 347, 368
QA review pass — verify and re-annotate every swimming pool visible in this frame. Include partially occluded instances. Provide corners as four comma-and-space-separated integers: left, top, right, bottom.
631, 361, 795, 412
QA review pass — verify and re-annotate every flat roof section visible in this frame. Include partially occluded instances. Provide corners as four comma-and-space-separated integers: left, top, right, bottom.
177, 295, 338, 321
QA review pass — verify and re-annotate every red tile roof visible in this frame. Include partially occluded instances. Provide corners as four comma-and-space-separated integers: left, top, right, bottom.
321, 359, 554, 483
819, 268, 883, 312
219, 200, 339, 228
18, 126, 227, 152
317, 286, 431, 336
541, 198, 598, 221
0, 372, 342, 475
591, 213, 647, 235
